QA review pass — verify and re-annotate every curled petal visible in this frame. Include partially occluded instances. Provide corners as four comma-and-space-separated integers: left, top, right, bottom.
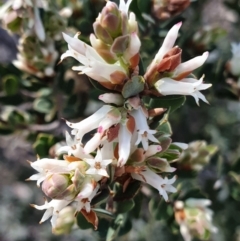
119, 0, 132, 15
154, 22, 182, 63
173, 52, 209, 80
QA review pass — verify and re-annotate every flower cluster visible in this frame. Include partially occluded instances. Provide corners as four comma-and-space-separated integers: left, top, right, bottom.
174, 199, 217, 241
28, 0, 212, 232
0, 0, 65, 78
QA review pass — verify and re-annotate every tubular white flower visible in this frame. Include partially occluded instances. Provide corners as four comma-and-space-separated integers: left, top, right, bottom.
130, 107, 159, 150
32, 199, 71, 228
131, 167, 177, 201
123, 32, 141, 63
119, 0, 132, 15
98, 93, 124, 105
77, 177, 96, 199
76, 184, 100, 213
65, 105, 113, 140
28, 158, 85, 187
29, 158, 70, 186
61, 33, 127, 84
153, 22, 182, 63
83, 108, 121, 154
56, 131, 92, 159
144, 145, 162, 158
154, 76, 212, 105
101, 141, 114, 160
172, 52, 209, 79
84, 133, 103, 155
84, 149, 112, 177
97, 108, 121, 135
118, 122, 133, 167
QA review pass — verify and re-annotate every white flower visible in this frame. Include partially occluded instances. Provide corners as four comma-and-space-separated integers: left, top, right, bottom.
32, 199, 71, 228
155, 76, 212, 105
123, 32, 141, 67
130, 107, 159, 150
65, 105, 113, 141
76, 183, 100, 212
56, 131, 92, 159
131, 167, 177, 201
83, 108, 121, 154
61, 33, 127, 84
172, 52, 209, 80
28, 158, 84, 186
98, 93, 124, 105
84, 149, 112, 178
119, 0, 133, 15
175, 198, 218, 241
145, 22, 211, 104
152, 22, 182, 65
118, 114, 135, 167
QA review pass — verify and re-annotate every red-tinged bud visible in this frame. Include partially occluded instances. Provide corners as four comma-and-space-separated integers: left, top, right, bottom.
100, 2, 122, 38
102, 2, 119, 17
93, 22, 113, 44
101, 14, 121, 38
110, 70, 128, 85
145, 46, 182, 87
111, 35, 130, 56
157, 46, 182, 72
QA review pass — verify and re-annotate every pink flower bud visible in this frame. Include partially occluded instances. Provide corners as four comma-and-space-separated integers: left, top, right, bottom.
100, 2, 121, 38
93, 22, 113, 44
42, 174, 70, 199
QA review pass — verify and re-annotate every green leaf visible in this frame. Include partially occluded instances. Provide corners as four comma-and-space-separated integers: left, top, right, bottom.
137, 0, 151, 13
138, 57, 145, 76
33, 98, 54, 113
122, 75, 145, 98
130, 192, 143, 219
106, 214, 132, 241
118, 217, 132, 236
91, 188, 110, 205
0, 125, 13, 135
116, 199, 135, 213
149, 95, 186, 113
113, 180, 142, 201
33, 140, 49, 157
8, 110, 27, 126
149, 198, 173, 221
76, 212, 94, 230
3, 75, 19, 96
93, 208, 115, 220
157, 121, 172, 135
37, 88, 52, 97
33, 134, 58, 157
